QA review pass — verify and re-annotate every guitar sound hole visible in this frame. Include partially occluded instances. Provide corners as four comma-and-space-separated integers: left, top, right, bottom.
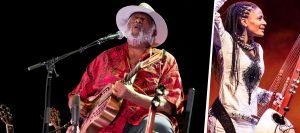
272, 113, 286, 125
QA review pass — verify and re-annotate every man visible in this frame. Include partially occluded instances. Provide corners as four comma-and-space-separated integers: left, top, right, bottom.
67, 2, 184, 133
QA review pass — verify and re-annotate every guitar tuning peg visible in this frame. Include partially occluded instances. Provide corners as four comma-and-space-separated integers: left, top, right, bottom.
291, 84, 298, 89
289, 89, 296, 94
293, 79, 300, 84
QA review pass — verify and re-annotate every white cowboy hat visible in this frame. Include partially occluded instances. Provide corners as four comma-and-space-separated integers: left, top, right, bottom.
116, 2, 168, 47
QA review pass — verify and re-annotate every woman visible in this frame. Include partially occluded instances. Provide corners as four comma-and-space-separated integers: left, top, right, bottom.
207, 0, 284, 132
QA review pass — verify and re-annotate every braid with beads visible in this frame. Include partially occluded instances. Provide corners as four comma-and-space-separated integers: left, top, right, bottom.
224, 1, 258, 92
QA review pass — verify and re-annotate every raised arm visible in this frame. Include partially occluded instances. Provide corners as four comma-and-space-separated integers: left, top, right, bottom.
214, 0, 230, 48
214, 0, 227, 12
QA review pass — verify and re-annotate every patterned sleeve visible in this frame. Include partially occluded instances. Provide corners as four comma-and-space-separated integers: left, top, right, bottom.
257, 87, 273, 106
67, 52, 109, 108
159, 52, 184, 115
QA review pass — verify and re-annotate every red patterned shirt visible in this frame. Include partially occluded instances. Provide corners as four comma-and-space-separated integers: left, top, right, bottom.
68, 43, 184, 133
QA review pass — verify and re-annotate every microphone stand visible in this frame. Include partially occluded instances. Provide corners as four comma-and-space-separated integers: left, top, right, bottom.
27, 34, 114, 133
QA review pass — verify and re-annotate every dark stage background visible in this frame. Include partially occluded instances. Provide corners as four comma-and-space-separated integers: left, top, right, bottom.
1, 0, 214, 133
208, 0, 300, 132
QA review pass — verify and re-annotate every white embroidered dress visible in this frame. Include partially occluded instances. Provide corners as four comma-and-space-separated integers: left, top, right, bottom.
208, 0, 270, 132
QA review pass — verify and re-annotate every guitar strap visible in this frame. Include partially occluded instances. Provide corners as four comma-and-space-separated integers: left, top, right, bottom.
211, 97, 236, 133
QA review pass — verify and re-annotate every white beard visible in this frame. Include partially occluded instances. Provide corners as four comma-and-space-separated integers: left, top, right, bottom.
124, 26, 155, 48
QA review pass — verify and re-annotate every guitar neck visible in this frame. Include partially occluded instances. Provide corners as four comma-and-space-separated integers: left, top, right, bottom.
122, 49, 165, 83
145, 107, 156, 133
6, 124, 14, 133
123, 62, 141, 83
145, 85, 166, 133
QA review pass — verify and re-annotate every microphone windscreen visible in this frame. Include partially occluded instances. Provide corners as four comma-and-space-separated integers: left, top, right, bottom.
71, 94, 80, 126
72, 94, 80, 106
117, 31, 124, 40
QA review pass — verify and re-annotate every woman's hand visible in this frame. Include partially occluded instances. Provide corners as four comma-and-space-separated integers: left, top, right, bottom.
273, 93, 284, 106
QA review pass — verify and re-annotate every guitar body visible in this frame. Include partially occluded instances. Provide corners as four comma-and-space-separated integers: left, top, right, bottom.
80, 84, 123, 133
255, 108, 294, 133
0, 104, 14, 133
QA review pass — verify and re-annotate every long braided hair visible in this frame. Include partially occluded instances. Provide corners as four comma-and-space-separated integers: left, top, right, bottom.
225, 1, 258, 91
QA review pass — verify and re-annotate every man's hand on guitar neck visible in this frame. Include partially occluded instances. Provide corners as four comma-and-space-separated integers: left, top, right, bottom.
112, 80, 137, 100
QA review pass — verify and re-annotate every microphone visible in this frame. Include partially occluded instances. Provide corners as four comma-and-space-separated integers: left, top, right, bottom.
98, 31, 124, 41
71, 94, 80, 133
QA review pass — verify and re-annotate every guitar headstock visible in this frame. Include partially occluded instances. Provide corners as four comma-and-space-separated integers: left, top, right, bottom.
49, 107, 61, 133
151, 85, 166, 107
123, 49, 166, 83
289, 69, 300, 94
155, 84, 166, 96
0, 104, 13, 126
140, 49, 166, 68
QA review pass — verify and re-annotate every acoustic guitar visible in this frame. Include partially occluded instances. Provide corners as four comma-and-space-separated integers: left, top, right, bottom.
49, 107, 62, 133
0, 104, 14, 133
80, 49, 166, 133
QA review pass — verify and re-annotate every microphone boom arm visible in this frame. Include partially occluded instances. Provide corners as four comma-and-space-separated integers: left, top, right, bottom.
26, 31, 122, 133
27, 31, 122, 71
